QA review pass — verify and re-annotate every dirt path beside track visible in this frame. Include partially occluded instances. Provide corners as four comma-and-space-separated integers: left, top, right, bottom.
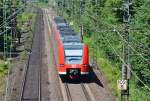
43, 8, 63, 101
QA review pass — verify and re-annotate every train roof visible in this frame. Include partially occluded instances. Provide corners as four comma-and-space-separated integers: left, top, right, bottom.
54, 16, 64, 21
53, 16, 66, 24
53, 16, 83, 45
64, 43, 83, 49
59, 28, 74, 33
62, 35, 81, 43
58, 26, 76, 36
60, 31, 76, 36
57, 25, 71, 30
58, 27, 81, 43
56, 23, 68, 27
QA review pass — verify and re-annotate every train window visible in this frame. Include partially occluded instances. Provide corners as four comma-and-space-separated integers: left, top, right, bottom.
65, 49, 83, 64
65, 56, 82, 64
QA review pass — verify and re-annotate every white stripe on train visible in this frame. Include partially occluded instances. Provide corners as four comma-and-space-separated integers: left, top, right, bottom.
59, 72, 89, 75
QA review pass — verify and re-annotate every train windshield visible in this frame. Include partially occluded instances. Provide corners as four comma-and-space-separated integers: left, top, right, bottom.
65, 49, 83, 64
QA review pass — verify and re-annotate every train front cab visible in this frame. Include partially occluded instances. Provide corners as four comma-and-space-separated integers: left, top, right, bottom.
58, 44, 90, 77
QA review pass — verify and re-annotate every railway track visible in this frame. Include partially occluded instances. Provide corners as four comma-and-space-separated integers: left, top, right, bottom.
44, 8, 114, 101
64, 83, 72, 101
63, 82, 93, 101
44, 8, 95, 101
80, 83, 91, 101
19, 9, 43, 101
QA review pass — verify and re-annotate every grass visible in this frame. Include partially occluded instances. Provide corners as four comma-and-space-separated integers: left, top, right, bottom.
0, 60, 8, 74
84, 36, 150, 101
17, 5, 36, 60
17, 10, 35, 30
0, 59, 7, 94
84, 36, 121, 100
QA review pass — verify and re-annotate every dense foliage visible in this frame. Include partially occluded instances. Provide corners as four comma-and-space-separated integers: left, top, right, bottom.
54, 0, 150, 100
0, 0, 25, 58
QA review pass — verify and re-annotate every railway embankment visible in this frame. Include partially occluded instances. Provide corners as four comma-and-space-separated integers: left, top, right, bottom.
0, 5, 37, 101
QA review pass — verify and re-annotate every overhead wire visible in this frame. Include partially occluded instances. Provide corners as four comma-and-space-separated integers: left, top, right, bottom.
95, 25, 150, 90
129, 33, 150, 51
95, 30, 150, 91
114, 29, 150, 64
84, 11, 150, 53
62, 0, 150, 91
0, 5, 25, 29
0, 28, 11, 35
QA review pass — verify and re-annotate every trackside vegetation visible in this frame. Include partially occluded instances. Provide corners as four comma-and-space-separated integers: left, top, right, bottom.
52, 0, 150, 100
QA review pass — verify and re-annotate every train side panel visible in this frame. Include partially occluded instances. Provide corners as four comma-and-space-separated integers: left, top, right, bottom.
50, 16, 90, 77
81, 44, 90, 74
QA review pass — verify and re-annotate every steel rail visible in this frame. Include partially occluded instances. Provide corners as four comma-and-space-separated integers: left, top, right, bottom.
38, 10, 43, 101
64, 83, 72, 101
81, 83, 91, 101
19, 53, 31, 101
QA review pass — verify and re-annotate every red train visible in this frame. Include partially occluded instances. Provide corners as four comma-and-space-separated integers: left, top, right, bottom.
50, 16, 90, 78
